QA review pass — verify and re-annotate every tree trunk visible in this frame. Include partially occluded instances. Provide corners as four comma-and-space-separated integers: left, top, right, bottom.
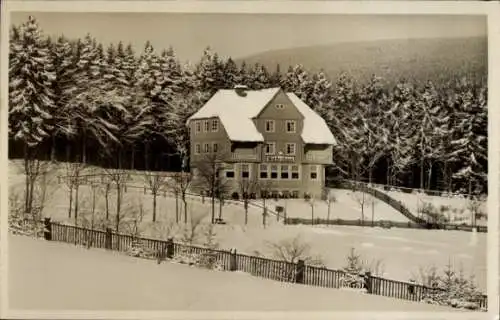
244, 201, 248, 225
68, 187, 73, 218
50, 134, 57, 162
130, 146, 135, 170
311, 204, 314, 225
152, 192, 157, 222
115, 183, 121, 232
211, 193, 215, 224
23, 144, 30, 215
74, 182, 80, 223
427, 161, 433, 192
174, 191, 179, 223
327, 201, 331, 223
82, 131, 87, 164
183, 196, 188, 224
144, 142, 150, 171
105, 183, 110, 220
420, 156, 425, 190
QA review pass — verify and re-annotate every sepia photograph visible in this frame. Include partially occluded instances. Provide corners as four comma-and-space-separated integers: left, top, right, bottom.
1, 1, 499, 319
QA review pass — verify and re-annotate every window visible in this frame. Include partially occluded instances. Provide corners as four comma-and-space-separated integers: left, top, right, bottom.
211, 119, 219, 132
195, 143, 201, 154
204, 143, 210, 153
265, 120, 275, 132
241, 164, 250, 179
310, 165, 318, 180
213, 143, 218, 153
225, 164, 235, 179
292, 190, 300, 198
276, 104, 284, 110
280, 165, 289, 179
291, 165, 300, 179
285, 143, 296, 155
270, 165, 278, 179
286, 120, 296, 133
260, 164, 268, 179
195, 121, 201, 133
265, 142, 276, 155
204, 120, 209, 132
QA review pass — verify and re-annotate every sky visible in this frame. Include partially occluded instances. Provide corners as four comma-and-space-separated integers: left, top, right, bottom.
10, 12, 487, 63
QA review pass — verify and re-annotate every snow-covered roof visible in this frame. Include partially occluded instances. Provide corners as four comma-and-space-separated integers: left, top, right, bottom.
187, 87, 336, 145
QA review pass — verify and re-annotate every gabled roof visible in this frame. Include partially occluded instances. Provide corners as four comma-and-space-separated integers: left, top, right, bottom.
187, 87, 337, 145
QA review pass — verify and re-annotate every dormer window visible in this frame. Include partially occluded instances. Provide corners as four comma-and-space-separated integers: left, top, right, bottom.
276, 104, 284, 110
286, 120, 296, 133
265, 120, 275, 132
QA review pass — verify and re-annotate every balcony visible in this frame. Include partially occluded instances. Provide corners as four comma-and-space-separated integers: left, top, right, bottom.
231, 153, 259, 161
304, 152, 332, 164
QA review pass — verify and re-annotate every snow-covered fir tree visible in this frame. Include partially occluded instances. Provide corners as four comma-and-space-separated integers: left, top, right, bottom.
9, 15, 56, 148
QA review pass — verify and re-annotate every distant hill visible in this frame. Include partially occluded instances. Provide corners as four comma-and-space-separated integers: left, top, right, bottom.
235, 37, 487, 87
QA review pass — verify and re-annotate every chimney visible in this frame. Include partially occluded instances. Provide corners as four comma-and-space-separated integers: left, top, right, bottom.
234, 84, 248, 97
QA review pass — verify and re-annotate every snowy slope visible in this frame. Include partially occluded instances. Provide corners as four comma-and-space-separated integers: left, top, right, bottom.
8, 235, 462, 312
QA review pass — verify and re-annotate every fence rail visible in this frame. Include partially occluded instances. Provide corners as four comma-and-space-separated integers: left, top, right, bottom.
284, 217, 488, 233
39, 218, 487, 311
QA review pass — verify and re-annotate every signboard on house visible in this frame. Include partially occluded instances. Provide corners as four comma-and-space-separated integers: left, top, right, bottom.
266, 155, 295, 162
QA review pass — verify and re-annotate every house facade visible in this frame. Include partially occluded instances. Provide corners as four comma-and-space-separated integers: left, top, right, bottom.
186, 86, 336, 199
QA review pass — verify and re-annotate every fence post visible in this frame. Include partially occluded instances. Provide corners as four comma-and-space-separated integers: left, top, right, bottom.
105, 228, 112, 250
295, 259, 305, 284
166, 237, 174, 259
364, 271, 373, 294
43, 218, 52, 241
229, 248, 237, 271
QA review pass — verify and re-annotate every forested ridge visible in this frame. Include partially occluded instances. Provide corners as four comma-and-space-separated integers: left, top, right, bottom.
8, 16, 488, 195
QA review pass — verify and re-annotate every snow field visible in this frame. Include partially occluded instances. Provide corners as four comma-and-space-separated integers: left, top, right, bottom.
8, 234, 463, 312
8, 161, 487, 292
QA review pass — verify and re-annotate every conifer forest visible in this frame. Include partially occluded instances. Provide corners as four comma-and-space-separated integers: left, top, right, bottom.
8, 16, 488, 196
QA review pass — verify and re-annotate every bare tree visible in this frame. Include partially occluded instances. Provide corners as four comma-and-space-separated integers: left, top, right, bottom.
467, 195, 485, 228
103, 168, 132, 232
322, 187, 337, 224
63, 161, 87, 220
169, 171, 193, 224
238, 178, 259, 225
266, 235, 324, 266
181, 211, 209, 245
258, 180, 274, 228
305, 194, 316, 225
192, 153, 230, 224
352, 189, 368, 223
143, 170, 168, 222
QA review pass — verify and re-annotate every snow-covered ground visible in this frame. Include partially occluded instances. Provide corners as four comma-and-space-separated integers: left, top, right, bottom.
8, 234, 463, 312
372, 186, 487, 226
7, 160, 487, 292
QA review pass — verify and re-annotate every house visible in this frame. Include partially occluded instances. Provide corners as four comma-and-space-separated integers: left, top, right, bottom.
186, 85, 337, 199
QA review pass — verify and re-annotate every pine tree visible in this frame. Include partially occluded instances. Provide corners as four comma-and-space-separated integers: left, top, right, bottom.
247, 63, 271, 90
282, 64, 310, 100
9, 16, 57, 216
269, 64, 283, 88
358, 74, 389, 184
223, 57, 241, 88
9, 15, 56, 148
385, 80, 417, 186
48, 35, 78, 161
449, 77, 487, 194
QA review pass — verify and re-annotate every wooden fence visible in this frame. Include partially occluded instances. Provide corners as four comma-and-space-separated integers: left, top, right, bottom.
42, 218, 487, 310
283, 217, 488, 233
